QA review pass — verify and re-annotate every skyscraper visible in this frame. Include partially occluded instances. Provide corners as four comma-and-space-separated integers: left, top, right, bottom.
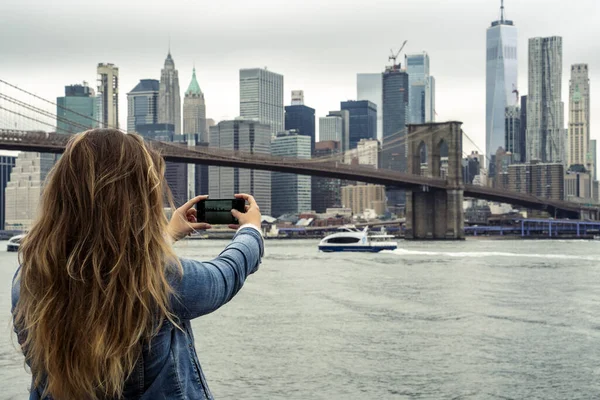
209, 120, 272, 216
486, 1, 518, 174
312, 141, 342, 213
382, 64, 409, 211
183, 68, 208, 199
239, 68, 284, 137
527, 36, 564, 163
126, 79, 159, 132
319, 116, 343, 143
505, 106, 521, 162
381, 66, 409, 171
57, 83, 98, 134
158, 51, 182, 135
519, 96, 528, 163
591, 139, 597, 180
97, 63, 119, 129
357, 73, 383, 141
568, 64, 591, 171
285, 91, 316, 154
327, 110, 350, 152
0, 155, 16, 230
405, 52, 436, 124
183, 68, 207, 141
271, 131, 311, 217
5, 153, 59, 230
340, 100, 377, 150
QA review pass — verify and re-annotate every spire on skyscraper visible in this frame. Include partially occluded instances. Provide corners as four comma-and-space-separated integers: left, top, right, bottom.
501, 0, 505, 23
186, 68, 203, 96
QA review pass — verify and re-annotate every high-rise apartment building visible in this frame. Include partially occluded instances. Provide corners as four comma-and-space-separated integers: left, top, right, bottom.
319, 115, 343, 143
239, 68, 284, 137
158, 52, 182, 135
285, 92, 315, 154
126, 79, 159, 132
271, 131, 311, 217
568, 64, 591, 171
340, 100, 377, 150
183, 68, 208, 199
486, 1, 518, 175
0, 156, 16, 230
357, 73, 383, 141
356, 139, 380, 168
5, 153, 59, 230
527, 36, 564, 163
57, 83, 98, 134
209, 120, 272, 216
97, 63, 119, 129
341, 184, 387, 216
405, 52, 436, 124
505, 106, 521, 162
312, 141, 342, 213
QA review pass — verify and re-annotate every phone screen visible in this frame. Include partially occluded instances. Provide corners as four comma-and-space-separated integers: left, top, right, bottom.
197, 199, 246, 225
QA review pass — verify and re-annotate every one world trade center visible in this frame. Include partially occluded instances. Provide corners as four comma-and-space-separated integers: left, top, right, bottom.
486, 0, 518, 177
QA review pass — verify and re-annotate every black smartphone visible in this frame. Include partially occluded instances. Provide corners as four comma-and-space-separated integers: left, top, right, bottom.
196, 199, 246, 225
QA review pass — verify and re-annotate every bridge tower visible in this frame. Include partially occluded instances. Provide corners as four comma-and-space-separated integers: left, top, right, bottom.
405, 121, 465, 240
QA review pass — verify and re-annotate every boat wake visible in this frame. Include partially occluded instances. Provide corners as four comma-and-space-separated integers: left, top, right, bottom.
387, 248, 598, 261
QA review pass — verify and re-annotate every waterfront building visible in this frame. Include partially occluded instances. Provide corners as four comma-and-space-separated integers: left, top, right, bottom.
341, 184, 387, 215
0, 156, 16, 230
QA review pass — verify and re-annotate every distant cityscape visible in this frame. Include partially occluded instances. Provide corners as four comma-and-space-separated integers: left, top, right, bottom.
0, 0, 597, 234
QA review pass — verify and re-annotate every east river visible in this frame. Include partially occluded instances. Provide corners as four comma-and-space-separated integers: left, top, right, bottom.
1, 239, 599, 399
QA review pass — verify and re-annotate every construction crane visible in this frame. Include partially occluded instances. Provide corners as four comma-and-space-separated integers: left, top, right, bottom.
389, 40, 408, 68
512, 84, 519, 105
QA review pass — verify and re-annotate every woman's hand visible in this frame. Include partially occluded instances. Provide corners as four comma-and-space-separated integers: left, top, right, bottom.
167, 195, 212, 243
229, 193, 262, 230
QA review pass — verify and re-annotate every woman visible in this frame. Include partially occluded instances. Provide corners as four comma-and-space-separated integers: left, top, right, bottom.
11, 129, 263, 399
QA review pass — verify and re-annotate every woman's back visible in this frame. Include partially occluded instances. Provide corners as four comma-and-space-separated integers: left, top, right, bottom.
10, 129, 263, 399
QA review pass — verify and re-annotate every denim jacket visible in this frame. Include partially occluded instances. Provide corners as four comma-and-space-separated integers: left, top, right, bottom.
11, 227, 264, 399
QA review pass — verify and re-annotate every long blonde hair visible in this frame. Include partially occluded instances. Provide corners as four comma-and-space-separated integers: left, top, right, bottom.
14, 129, 181, 399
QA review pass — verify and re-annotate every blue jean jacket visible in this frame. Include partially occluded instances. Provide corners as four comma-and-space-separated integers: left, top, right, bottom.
11, 227, 264, 399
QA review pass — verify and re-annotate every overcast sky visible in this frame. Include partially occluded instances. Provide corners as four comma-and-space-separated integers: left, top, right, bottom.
1, 0, 599, 155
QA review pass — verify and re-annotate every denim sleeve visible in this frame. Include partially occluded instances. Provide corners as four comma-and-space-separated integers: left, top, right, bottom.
11, 267, 26, 348
170, 227, 263, 320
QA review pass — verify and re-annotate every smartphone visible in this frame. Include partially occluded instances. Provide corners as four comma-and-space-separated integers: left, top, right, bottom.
196, 199, 246, 225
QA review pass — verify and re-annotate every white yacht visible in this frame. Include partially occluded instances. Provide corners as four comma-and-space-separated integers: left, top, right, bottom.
7, 234, 25, 252
318, 226, 398, 253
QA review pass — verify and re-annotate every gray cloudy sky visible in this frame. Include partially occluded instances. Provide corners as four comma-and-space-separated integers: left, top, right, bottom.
1, 0, 599, 154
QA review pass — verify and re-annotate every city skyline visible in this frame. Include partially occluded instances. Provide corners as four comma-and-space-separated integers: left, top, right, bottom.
1, 0, 599, 157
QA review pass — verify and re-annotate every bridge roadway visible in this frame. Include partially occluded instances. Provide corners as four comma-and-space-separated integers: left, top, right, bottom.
0, 129, 597, 217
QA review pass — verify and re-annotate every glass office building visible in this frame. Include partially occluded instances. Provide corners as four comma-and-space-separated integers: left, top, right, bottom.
340, 100, 377, 150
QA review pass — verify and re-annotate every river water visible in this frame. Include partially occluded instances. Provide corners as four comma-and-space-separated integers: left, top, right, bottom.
1, 239, 600, 399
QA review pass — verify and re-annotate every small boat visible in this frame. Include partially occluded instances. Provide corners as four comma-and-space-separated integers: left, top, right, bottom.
318, 226, 398, 253
593, 236, 600, 241
7, 234, 25, 252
